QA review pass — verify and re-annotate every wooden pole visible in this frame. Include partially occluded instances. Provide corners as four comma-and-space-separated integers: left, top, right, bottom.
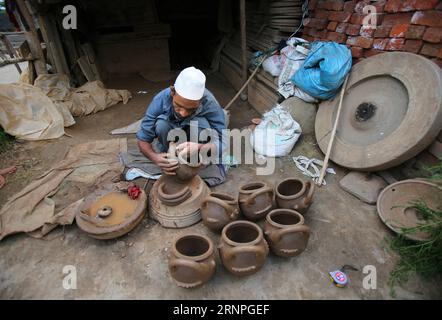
317, 74, 350, 187
16, 0, 47, 75
240, 0, 247, 98
0, 33, 22, 73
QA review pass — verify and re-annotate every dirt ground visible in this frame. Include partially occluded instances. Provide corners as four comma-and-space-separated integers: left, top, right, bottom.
0, 71, 441, 300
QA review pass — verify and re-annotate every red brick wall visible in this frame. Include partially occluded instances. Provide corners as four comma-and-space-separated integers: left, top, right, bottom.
302, 0, 442, 67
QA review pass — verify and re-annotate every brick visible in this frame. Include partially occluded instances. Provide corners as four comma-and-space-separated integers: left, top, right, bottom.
420, 43, 442, 57
437, 2, 442, 10
322, 0, 344, 11
403, 39, 424, 53
390, 24, 410, 37
336, 23, 348, 33
439, 49, 442, 59
374, 25, 391, 37
347, 36, 374, 48
385, 38, 405, 51
385, 0, 439, 13
346, 24, 362, 35
364, 49, 385, 58
327, 31, 348, 43
329, 11, 352, 22
405, 25, 426, 39
304, 18, 329, 29
307, 28, 328, 38
344, 1, 357, 13
350, 13, 366, 25
303, 35, 315, 42
411, 11, 442, 27
360, 26, 375, 37
316, 10, 330, 20
372, 0, 387, 13
309, 0, 318, 10
327, 21, 338, 31
382, 13, 413, 26
355, 0, 371, 14
351, 46, 364, 58
373, 38, 390, 50
423, 27, 442, 43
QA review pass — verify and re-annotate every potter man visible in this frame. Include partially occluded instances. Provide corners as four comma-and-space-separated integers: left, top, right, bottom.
136, 67, 227, 186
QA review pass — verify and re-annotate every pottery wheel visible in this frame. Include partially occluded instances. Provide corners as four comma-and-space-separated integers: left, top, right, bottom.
76, 189, 147, 240
377, 179, 442, 241
149, 175, 210, 228
315, 52, 442, 171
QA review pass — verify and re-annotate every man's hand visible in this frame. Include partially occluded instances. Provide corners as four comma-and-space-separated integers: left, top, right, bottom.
152, 153, 179, 175
176, 142, 201, 155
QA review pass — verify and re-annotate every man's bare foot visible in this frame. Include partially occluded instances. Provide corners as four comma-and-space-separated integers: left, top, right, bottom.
0, 166, 17, 189
0, 166, 17, 175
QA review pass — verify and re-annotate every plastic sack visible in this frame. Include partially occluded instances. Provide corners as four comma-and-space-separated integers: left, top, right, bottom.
277, 38, 318, 103
262, 54, 282, 77
292, 41, 352, 100
250, 104, 302, 157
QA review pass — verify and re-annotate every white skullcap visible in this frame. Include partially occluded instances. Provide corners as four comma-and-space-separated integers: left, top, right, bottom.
174, 67, 206, 100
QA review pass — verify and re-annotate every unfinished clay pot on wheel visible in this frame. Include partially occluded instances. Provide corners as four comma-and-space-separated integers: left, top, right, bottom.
168, 142, 203, 182
238, 182, 274, 221
169, 234, 216, 288
264, 209, 311, 257
201, 192, 240, 231
157, 181, 192, 206
219, 220, 269, 276
275, 178, 315, 214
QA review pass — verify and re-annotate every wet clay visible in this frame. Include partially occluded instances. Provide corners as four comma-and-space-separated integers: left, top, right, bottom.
158, 181, 192, 206
275, 178, 314, 214
76, 188, 147, 240
167, 143, 202, 182
219, 220, 269, 276
238, 182, 274, 220
169, 234, 216, 288
264, 209, 311, 257
201, 192, 239, 232
87, 192, 138, 226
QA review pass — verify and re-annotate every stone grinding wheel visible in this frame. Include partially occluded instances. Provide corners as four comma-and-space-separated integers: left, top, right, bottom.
315, 52, 442, 171
149, 175, 210, 228
377, 179, 442, 242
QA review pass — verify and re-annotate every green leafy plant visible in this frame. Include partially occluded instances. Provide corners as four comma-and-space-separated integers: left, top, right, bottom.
387, 160, 442, 297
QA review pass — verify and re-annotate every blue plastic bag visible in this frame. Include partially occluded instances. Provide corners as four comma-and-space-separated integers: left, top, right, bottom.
292, 41, 352, 100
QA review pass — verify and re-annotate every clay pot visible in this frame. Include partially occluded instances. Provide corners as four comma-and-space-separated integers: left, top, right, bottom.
264, 209, 311, 258
219, 220, 269, 276
168, 143, 202, 182
238, 182, 274, 220
157, 181, 192, 206
275, 178, 315, 214
169, 234, 216, 288
201, 192, 240, 231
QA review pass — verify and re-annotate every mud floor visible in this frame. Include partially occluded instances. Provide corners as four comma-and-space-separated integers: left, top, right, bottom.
0, 72, 441, 299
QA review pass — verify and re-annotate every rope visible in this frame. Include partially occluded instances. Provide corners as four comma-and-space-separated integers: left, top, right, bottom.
292, 155, 336, 186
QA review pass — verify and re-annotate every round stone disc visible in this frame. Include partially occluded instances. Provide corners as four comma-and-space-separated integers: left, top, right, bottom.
315, 52, 442, 171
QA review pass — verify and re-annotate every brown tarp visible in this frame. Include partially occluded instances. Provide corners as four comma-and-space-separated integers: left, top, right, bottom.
0, 138, 127, 240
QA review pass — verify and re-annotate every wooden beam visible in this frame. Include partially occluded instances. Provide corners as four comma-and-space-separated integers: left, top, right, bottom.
0, 33, 22, 73
240, 0, 247, 97
16, 0, 47, 75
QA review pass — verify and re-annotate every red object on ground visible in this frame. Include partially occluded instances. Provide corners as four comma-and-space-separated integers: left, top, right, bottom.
127, 185, 141, 200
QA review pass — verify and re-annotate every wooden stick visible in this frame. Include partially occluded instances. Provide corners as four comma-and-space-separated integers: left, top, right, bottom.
317, 74, 350, 187
0, 33, 22, 73
240, 0, 247, 91
224, 54, 268, 111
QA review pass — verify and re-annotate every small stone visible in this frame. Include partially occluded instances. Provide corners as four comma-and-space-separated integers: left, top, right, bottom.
128, 242, 134, 247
